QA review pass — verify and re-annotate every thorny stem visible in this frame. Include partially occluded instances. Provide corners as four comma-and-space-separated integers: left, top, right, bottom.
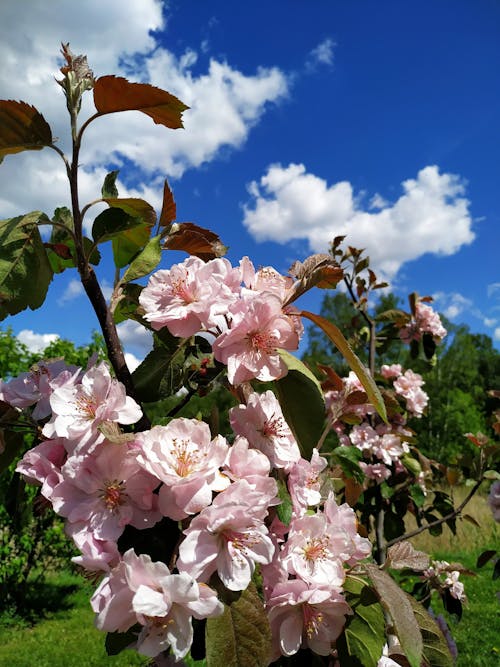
385, 477, 484, 549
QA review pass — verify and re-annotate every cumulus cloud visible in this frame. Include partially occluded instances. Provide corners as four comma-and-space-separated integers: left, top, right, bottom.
433, 291, 497, 330
0, 0, 288, 219
58, 279, 84, 305
124, 352, 141, 372
243, 163, 475, 279
494, 328, 500, 342
117, 320, 153, 354
17, 329, 59, 353
307, 38, 335, 68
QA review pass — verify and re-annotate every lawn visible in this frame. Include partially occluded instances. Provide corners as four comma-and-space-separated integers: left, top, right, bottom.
0, 487, 498, 666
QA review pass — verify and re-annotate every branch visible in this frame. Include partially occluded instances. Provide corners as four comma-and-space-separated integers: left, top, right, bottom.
385, 478, 484, 549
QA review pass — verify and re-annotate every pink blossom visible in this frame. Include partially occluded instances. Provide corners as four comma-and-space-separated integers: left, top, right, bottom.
15, 438, 67, 499
139, 256, 240, 337
323, 493, 372, 565
359, 462, 392, 483
135, 419, 229, 520
380, 364, 402, 380
213, 293, 299, 385
349, 423, 380, 453
49, 443, 161, 541
400, 302, 447, 343
287, 449, 328, 517
280, 513, 345, 587
91, 549, 223, 660
393, 369, 428, 416
0, 359, 77, 420
229, 390, 300, 470
176, 480, 275, 591
66, 521, 121, 572
373, 433, 409, 466
222, 436, 278, 499
267, 579, 351, 658
42, 361, 142, 456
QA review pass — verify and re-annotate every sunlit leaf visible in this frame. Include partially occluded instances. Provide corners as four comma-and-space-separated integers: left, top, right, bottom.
336, 576, 386, 667
103, 197, 156, 227
366, 564, 423, 667
93, 75, 188, 129
0, 101, 53, 160
205, 583, 271, 667
301, 311, 388, 423
121, 235, 162, 283
112, 223, 152, 269
275, 350, 326, 459
164, 222, 228, 260
159, 179, 176, 228
0, 212, 53, 319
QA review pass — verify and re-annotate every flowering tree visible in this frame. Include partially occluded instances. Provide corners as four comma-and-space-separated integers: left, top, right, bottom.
0, 45, 498, 666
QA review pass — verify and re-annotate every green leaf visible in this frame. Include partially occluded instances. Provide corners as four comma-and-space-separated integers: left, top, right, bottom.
276, 478, 293, 526
205, 583, 272, 667
121, 235, 162, 283
103, 197, 157, 226
113, 223, 152, 268
476, 550, 497, 568
301, 311, 388, 423
113, 283, 143, 325
0, 101, 53, 159
406, 595, 454, 667
336, 576, 386, 667
91, 207, 143, 244
101, 170, 119, 198
332, 445, 364, 483
274, 350, 326, 459
0, 212, 53, 319
366, 564, 423, 667
132, 332, 186, 402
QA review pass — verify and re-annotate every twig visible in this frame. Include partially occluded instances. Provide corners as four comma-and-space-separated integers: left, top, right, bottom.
385, 478, 484, 549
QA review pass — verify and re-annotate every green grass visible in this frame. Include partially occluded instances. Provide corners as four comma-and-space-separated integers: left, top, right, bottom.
0, 571, 148, 667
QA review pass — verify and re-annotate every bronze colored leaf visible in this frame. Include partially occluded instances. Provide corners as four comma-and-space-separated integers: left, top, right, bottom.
386, 541, 430, 571
159, 179, 177, 228
93, 76, 188, 129
0, 101, 53, 159
163, 222, 227, 260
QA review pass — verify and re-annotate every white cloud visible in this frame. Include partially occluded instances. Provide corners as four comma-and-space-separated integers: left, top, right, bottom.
17, 329, 59, 353
117, 319, 153, 354
494, 328, 500, 342
432, 291, 472, 321
243, 163, 475, 279
124, 352, 141, 372
307, 38, 335, 68
487, 283, 500, 298
0, 1, 288, 219
58, 278, 84, 305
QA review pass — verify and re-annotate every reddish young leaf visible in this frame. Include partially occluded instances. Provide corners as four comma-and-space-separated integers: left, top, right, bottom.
93, 76, 188, 129
163, 222, 227, 261
0, 101, 53, 159
159, 179, 177, 228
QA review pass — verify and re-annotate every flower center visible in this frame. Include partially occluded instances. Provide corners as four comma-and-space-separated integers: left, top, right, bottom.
303, 537, 329, 562
171, 438, 200, 477
262, 415, 286, 439
101, 479, 126, 511
75, 392, 97, 419
171, 274, 196, 304
248, 330, 278, 353
303, 603, 325, 639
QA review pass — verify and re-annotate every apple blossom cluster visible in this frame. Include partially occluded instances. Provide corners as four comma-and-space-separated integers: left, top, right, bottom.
326, 366, 429, 485
6, 353, 372, 662
422, 560, 467, 603
399, 301, 447, 344
138, 256, 303, 385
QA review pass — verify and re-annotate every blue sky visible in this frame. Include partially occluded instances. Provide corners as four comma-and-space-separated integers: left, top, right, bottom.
1, 0, 499, 366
